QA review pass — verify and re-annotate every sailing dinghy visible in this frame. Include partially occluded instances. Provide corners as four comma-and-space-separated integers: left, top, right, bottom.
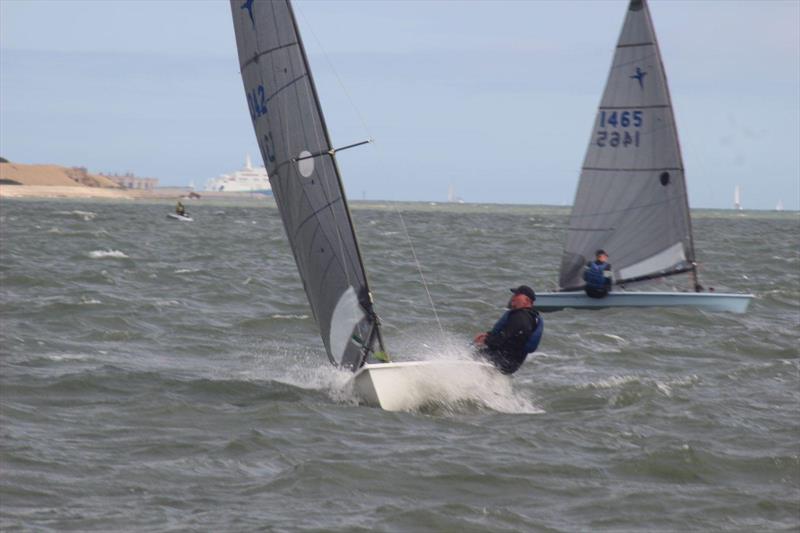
229, 0, 507, 410
167, 213, 193, 222
535, 0, 752, 314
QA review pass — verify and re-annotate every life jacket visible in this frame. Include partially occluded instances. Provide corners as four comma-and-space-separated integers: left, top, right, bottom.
524, 314, 544, 354
489, 309, 543, 355
584, 261, 611, 289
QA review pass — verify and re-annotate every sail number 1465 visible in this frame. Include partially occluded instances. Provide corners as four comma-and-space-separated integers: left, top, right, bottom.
596, 109, 643, 148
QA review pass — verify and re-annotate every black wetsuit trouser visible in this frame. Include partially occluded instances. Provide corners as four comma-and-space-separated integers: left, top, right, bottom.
585, 287, 609, 299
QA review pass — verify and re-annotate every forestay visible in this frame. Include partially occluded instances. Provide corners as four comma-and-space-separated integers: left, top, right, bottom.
559, 0, 696, 290
230, 0, 379, 369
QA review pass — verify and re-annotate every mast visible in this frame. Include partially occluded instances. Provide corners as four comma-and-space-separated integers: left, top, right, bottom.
640, 0, 700, 291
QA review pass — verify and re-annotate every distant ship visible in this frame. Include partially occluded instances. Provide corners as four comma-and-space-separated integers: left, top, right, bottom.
447, 183, 464, 203
205, 154, 272, 194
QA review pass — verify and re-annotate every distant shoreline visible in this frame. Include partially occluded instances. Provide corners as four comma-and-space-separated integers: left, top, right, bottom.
0, 184, 137, 200
0, 189, 793, 219
0, 184, 195, 200
0, 184, 279, 202
0, 161, 198, 200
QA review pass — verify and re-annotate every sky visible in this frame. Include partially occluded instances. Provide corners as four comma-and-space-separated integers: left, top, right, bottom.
1, 0, 798, 210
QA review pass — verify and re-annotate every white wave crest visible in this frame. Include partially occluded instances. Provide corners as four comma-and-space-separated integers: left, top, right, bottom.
57, 210, 97, 221
89, 249, 128, 259
153, 299, 181, 307
46, 353, 91, 362
590, 375, 640, 389
270, 314, 310, 320
585, 373, 699, 397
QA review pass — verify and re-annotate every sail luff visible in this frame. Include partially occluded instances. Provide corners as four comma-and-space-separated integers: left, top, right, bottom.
640, 0, 699, 289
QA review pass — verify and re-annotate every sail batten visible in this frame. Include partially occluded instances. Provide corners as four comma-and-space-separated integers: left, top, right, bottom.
559, 0, 696, 291
230, 0, 380, 369
598, 104, 669, 110
582, 166, 681, 172
617, 42, 655, 49
240, 42, 300, 69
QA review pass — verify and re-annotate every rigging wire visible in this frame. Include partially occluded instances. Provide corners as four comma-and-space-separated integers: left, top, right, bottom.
297, 6, 446, 336
395, 209, 446, 336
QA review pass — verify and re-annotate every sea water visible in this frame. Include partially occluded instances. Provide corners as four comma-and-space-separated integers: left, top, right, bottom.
1, 198, 798, 531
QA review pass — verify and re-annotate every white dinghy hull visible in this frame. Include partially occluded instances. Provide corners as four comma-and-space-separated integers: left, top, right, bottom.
167, 213, 193, 222
350, 360, 510, 412
535, 291, 753, 314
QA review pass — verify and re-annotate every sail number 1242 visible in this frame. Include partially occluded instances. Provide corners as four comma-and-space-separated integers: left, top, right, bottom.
596, 109, 643, 148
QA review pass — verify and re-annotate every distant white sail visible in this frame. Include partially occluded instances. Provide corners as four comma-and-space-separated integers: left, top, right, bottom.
447, 183, 464, 203
734, 185, 742, 210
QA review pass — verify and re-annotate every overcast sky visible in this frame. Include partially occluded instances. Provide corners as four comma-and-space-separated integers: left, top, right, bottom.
1, 0, 798, 209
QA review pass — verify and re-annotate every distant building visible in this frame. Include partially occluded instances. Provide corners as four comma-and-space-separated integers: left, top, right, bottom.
101, 171, 158, 190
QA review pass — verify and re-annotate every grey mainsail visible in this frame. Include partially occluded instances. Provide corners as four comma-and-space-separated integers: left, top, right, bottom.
559, 0, 697, 291
230, 0, 381, 369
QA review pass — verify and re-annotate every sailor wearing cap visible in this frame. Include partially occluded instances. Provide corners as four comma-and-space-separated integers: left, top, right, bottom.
473, 285, 543, 374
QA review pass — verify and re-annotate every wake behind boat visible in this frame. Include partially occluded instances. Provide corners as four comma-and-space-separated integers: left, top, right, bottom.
230, 0, 504, 410
536, 0, 752, 313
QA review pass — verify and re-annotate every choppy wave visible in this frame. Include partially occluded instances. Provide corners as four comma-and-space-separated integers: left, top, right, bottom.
88, 249, 128, 259
56, 209, 97, 221
270, 314, 310, 320
0, 199, 797, 531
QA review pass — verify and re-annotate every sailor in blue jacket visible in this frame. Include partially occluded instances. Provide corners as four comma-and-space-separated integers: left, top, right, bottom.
584, 249, 613, 298
473, 285, 543, 374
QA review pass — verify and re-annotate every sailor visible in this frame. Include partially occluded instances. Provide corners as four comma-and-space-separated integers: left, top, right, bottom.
583, 249, 613, 298
473, 285, 543, 375
176, 201, 186, 216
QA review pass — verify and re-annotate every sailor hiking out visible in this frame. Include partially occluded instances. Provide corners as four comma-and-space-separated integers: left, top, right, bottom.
473, 285, 543, 374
